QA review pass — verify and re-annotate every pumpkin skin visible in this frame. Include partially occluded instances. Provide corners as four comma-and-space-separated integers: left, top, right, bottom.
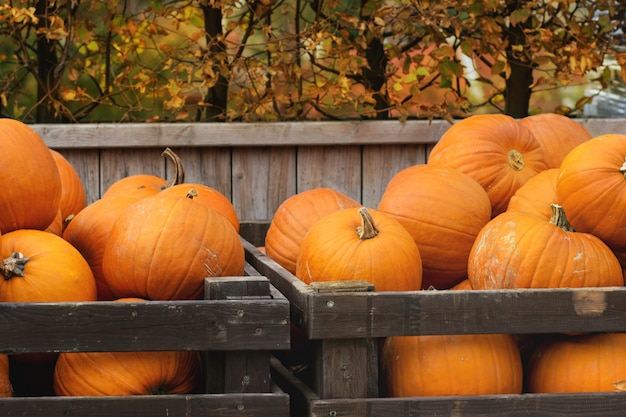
0, 229, 97, 302
50, 149, 87, 223
0, 355, 12, 397
377, 164, 491, 289
381, 333, 523, 397
428, 114, 548, 217
265, 188, 361, 275
295, 207, 422, 291
468, 204, 624, 289
44, 208, 64, 236
556, 134, 626, 252
102, 189, 244, 300
506, 168, 559, 220
518, 113, 592, 169
63, 195, 142, 300
527, 333, 626, 393
0, 118, 62, 233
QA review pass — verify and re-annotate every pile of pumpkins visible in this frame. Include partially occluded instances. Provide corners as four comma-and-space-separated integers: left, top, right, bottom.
262, 112, 626, 396
0, 118, 243, 397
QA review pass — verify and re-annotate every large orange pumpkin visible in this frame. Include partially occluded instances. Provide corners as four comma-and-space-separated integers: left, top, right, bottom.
265, 188, 361, 275
506, 168, 559, 220
102, 189, 244, 300
0, 229, 97, 302
295, 207, 422, 291
468, 204, 624, 289
518, 113, 592, 169
0, 355, 11, 397
527, 333, 626, 393
381, 333, 523, 397
50, 149, 87, 223
377, 164, 491, 289
0, 118, 62, 233
556, 134, 626, 252
428, 114, 548, 216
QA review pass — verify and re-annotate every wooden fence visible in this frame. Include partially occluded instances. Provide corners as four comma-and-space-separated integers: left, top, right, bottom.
34, 118, 626, 222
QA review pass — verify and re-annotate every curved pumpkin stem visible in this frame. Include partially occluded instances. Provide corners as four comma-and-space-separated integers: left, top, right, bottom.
550, 204, 575, 232
0, 252, 30, 280
356, 207, 379, 240
161, 147, 185, 189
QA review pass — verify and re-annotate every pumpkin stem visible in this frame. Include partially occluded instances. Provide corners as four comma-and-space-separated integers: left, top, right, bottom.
508, 149, 525, 171
186, 188, 198, 199
161, 147, 185, 189
620, 157, 626, 178
356, 207, 379, 240
0, 252, 30, 280
549, 203, 575, 232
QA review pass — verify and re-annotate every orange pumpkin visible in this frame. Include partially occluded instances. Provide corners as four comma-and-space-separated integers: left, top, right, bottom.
102, 147, 184, 200
295, 207, 422, 291
506, 168, 559, 220
381, 333, 523, 396
0, 229, 97, 302
518, 113, 592, 169
102, 189, 244, 300
44, 208, 64, 236
265, 188, 361, 274
468, 204, 624, 289
557, 134, 626, 252
63, 195, 142, 300
377, 164, 491, 289
527, 333, 626, 393
428, 114, 548, 216
0, 355, 12, 397
50, 149, 87, 222
0, 118, 62, 233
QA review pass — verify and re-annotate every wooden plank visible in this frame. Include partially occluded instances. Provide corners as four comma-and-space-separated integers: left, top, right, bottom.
172, 147, 232, 199
99, 148, 167, 195
0, 393, 289, 417
54, 149, 101, 205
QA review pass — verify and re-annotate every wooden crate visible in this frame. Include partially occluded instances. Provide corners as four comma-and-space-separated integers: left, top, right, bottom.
240, 222, 626, 417
0, 263, 291, 417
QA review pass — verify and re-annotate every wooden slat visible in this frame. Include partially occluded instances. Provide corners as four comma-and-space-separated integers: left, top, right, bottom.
171, 147, 233, 199
99, 148, 167, 195
0, 393, 289, 417
55, 149, 101, 205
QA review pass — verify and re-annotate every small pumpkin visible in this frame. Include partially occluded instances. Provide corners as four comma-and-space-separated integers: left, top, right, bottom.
0, 355, 12, 397
265, 188, 361, 275
468, 204, 624, 289
50, 149, 87, 223
295, 207, 422, 291
381, 333, 523, 397
102, 189, 244, 300
527, 333, 626, 393
428, 114, 548, 216
0, 118, 62, 233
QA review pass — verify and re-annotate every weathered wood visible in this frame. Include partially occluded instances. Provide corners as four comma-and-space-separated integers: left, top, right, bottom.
0, 393, 289, 417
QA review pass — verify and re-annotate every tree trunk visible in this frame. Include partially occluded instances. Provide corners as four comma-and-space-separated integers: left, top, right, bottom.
201, 4, 229, 121
504, 55, 533, 118
361, 0, 388, 120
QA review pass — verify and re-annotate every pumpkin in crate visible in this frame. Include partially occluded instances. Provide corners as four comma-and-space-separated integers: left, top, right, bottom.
295, 207, 422, 291
102, 147, 185, 200
50, 149, 87, 223
265, 188, 361, 275
557, 134, 626, 253
378, 164, 491, 289
527, 333, 626, 393
428, 114, 548, 217
468, 204, 624, 289
0, 118, 62, 234
63, 195, 142, 300
0, 355, 11, 397
506, 168, 559, 220
102, 188, 244, 300
381, 333, 523, 396
44, 209, 64, 236
518, 113, 592, 169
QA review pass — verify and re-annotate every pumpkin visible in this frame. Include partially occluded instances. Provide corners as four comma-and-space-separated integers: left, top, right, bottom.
0, 229, 97, 302
527, 333, 626, 393
102, 147, 184, 200
556, 134, 626, 252
102, 189, 244, 300
468, 204, 624, 289
428, 114, 548, 216
44, 208, 64, 236
506, 168, 559, 220
63, 195, 142, 300
381, 333, 523, 397
265, 188, 361, 274
377, 164, 491, 289
54, 298, 201, 396
0, 355, 11, 397
295, 207, 422, 291
0, 118, 62, 233
50, 149, 87, 223
518, 113, 592, 169
450, 278, 472, 290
